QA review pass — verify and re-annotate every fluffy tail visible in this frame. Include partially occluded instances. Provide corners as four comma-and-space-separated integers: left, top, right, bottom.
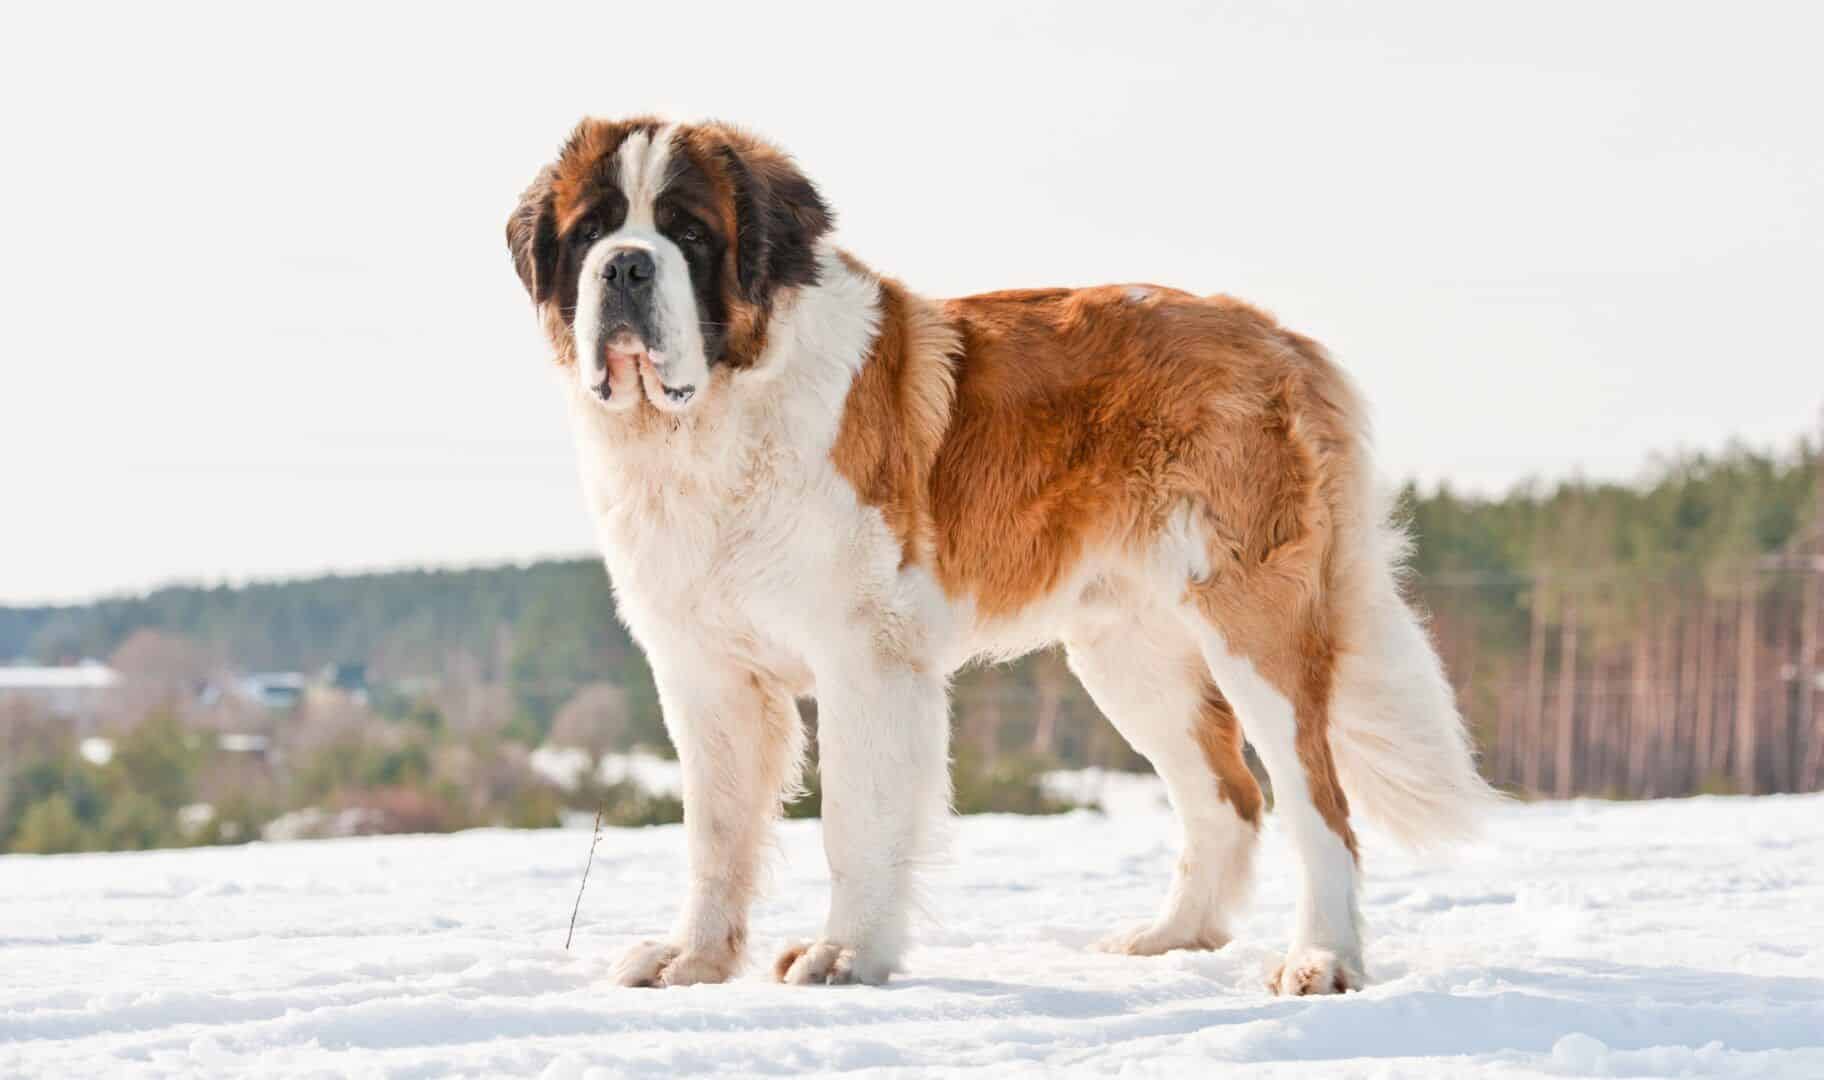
1327, 482, 1505, 851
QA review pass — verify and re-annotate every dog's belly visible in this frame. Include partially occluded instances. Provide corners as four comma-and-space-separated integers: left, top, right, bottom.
946, 561, 1146, 671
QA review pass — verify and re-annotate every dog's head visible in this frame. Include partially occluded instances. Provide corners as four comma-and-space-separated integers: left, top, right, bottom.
507, 118, 832, 414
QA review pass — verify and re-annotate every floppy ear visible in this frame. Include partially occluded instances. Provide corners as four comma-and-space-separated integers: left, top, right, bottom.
720, 142, 833, 303
506, 166, 560, 304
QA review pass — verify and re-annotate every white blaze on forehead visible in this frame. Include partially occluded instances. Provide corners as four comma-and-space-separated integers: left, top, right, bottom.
615, 123, 680, 227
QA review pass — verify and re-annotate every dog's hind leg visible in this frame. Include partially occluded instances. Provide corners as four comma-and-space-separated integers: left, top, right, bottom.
1183, 580, 1366, 995
1065, 608, 1263, 955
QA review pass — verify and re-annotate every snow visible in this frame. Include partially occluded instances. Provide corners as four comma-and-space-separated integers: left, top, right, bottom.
3, 793, 1822, 1078
528, 746, 593, 791
593, 752, 682, 797
1041, 767, 1174, 816
529, 750, 684, 798
78, 737, 114, 767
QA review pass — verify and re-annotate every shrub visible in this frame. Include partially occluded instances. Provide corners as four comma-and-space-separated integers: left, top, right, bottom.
337, 785, 468, 834
504, 785, 565, 829
783, 744, 1080, 820
952, 747, 1078, 816
2, 752, 106, 851
12, 794, 86, 854
96, 792, 178, 851
597, 780, 684, 828
105, 713, 200, 811
193, 791, 276, 845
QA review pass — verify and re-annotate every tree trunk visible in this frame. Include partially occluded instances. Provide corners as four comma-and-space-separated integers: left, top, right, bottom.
1735, 585, 1759, 794
1637, 611, 1656, 796
1711, 607, 1734, 778
1773, 596, 1795, 793
1502, 679, 1522, 789
971, 667, 1003, 756
1556, 601, 1579, 798
1694, 597, 1718, 788
1030, 650, 1067, 756
1655, 607, 1681, 796
1800, 566, 1822, 791
1609, 651, 1624, 792
1673, 596, 1699, 792
1524, 590, 1548, 793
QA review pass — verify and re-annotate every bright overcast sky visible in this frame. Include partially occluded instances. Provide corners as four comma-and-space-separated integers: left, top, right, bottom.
3, 1, 1819, 604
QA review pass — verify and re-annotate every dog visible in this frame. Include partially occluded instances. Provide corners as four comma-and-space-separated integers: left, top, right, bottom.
506, 117, 1496, 993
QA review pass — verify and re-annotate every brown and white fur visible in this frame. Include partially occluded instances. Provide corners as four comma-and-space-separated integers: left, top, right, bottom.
507, 117, 1497, 994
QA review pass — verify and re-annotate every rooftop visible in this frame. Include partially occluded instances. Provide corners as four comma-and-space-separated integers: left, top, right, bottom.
0, 661, 120, 691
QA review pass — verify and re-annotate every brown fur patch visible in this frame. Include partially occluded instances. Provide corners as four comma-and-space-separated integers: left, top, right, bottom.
547, 116, 667, 229
673, 124, 804, 370
1195, 681, 1265, 826
829, 269, 960, 567
843, 277, 1364, 857
772, 941, 810, 982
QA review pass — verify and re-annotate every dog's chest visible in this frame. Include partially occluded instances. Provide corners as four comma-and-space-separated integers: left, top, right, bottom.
582, 431, 860, 676
593, 469, 771, 612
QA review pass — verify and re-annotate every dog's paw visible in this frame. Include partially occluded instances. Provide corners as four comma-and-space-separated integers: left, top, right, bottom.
1266, 948, 1362, 996
613, 939, 737, 987
773, 939, 890, 986
614, 940, 680, 987
1095, 919, 1229, 956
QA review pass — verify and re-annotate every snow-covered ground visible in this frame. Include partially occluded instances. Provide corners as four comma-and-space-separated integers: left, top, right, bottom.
3, 793, 1822, 1078
530, 749, 684, 798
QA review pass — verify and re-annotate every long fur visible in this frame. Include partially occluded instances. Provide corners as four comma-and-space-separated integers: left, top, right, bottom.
507, 117, 1494, 994
1330, 477, 1506, 850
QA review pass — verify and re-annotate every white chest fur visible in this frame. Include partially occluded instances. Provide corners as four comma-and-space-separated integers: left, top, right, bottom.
560, 251, 932, 686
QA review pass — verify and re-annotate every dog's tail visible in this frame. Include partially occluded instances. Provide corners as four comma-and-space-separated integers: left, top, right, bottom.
1324, 385, 1505, 850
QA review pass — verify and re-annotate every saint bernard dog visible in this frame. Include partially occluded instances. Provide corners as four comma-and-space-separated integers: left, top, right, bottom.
506, 117, 1496, 993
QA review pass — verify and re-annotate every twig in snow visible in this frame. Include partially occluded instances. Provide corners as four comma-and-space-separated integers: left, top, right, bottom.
565, 808, 604, 951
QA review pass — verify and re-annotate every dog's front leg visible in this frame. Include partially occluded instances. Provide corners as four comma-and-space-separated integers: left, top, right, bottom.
615, 666, 801, 987
776, 658, 950, 985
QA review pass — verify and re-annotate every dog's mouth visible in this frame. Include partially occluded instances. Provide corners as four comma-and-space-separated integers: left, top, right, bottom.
594, 327, 695, 408
593, 327, 646, 405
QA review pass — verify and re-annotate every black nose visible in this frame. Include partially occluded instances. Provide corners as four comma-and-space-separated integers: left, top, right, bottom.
603, 249, 655, 290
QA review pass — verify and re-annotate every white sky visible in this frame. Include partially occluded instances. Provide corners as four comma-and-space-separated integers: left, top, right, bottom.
3, 1, 1820, 604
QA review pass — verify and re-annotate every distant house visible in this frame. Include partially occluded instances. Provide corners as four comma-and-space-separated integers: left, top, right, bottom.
217, 732, 271, 754
318, 662, 369, 704
238, 673, 308, 711
195, 667, 366, 714
197, 671, 307, 712
0, 660, 120, 724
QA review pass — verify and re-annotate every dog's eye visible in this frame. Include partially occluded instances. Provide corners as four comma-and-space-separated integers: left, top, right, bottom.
578, 222, 602, 245
679, 223, 705, 244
